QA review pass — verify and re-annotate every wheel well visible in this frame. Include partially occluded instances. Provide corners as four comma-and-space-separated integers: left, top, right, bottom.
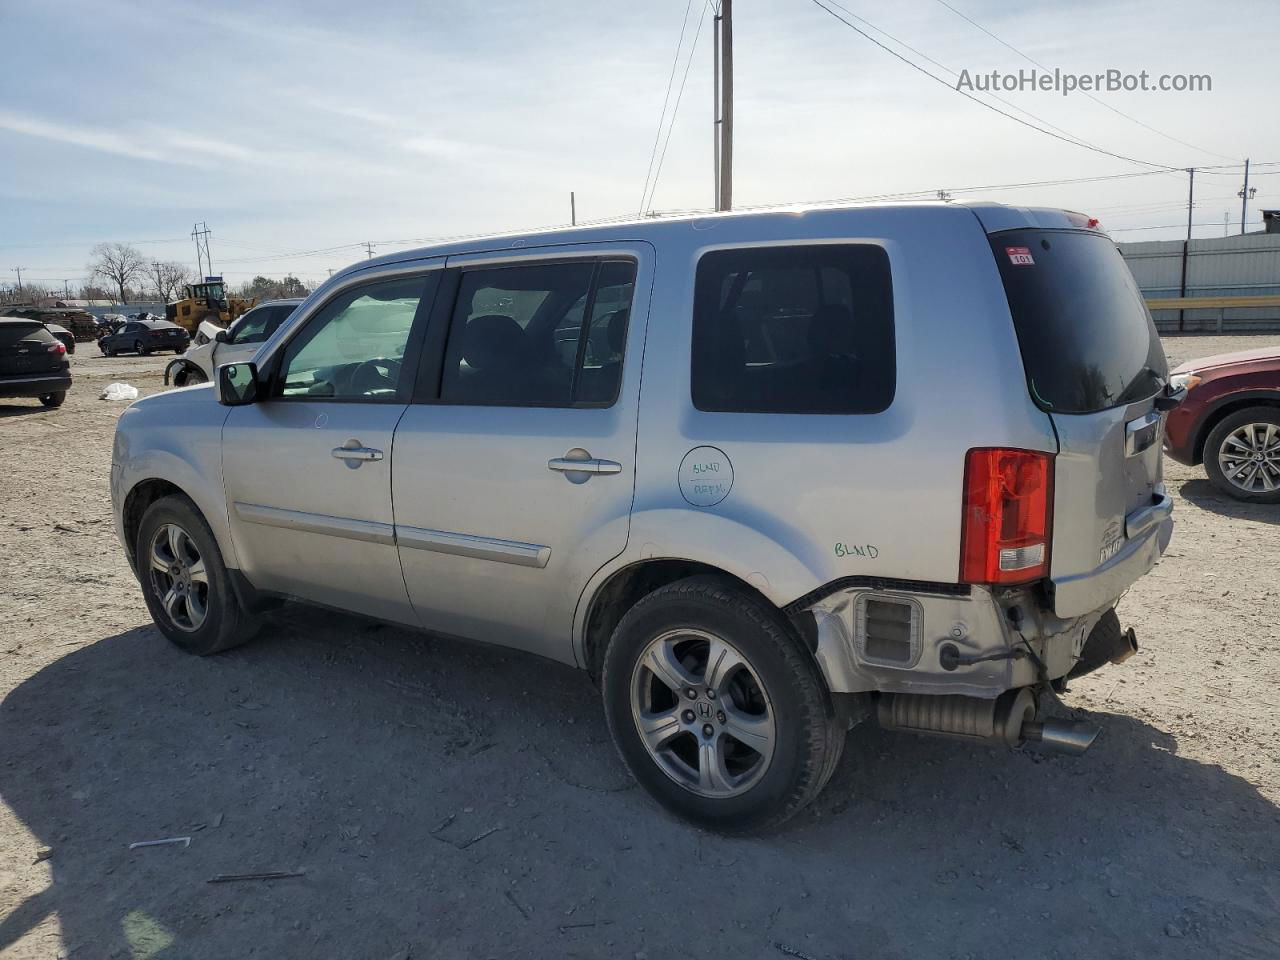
122, 479, 185, 567
581, 560, 811, 681
1193, 397, 1280, 464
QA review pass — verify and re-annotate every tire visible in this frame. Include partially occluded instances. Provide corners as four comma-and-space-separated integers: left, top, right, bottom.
135, 340, 149, 356
174, 366, 207, 387
136, 494, 258, 655
1204, 406, 1280, 503
602, 575, 843, 833
38, 392, 66, 408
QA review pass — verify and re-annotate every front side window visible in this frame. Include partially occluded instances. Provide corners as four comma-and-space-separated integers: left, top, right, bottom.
278, 276, 428, 400
439, 259, 636, 406
228, 305, 294, 345
691, 245, 895, 414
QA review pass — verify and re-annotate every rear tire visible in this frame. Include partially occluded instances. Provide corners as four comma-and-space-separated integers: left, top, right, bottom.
1204, 406, 1280, 503
135, 340, 149, 356
38, 392, 66, 408
136, 494, 259, 655
602, 575, 843, 833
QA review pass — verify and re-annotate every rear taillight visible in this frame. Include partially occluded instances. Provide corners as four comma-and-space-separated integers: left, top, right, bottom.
46, 342, 66, 355
960, 448, 1054, 585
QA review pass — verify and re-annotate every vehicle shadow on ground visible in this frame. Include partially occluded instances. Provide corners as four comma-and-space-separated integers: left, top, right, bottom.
1180, 478, 1280, 526
2, 610, 1277, 959
0, 402, 51, 418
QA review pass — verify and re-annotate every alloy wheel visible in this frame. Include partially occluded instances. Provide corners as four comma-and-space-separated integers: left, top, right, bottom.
630, 628, 776, 798
148, 523, 209, 632
1218, 422, 1280, 494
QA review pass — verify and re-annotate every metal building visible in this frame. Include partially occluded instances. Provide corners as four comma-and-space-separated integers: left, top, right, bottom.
1119, 223, 1280, 332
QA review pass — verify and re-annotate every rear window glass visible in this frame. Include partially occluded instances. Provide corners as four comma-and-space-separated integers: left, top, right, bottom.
691, 245, 895, 414
0, 323, 54, 346
990, 229, 1167, 414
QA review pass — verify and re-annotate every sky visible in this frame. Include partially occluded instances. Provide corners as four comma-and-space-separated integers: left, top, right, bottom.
1, 0, 1278, 291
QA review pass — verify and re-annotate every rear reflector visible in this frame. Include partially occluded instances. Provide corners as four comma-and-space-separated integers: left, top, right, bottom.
960, 448, 1054, 585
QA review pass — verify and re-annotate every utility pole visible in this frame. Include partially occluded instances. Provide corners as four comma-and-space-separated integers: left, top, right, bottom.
570, 191, 577, 226
13, 267, 24, 296
364, 241, 375, 259
191, 222, 213, 278
715, 0, 733, 212
1178, 168, 1195, 332
62, 279, 71, 300
1238, 158, 1255, 235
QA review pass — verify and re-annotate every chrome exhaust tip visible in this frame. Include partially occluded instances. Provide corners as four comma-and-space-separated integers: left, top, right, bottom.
1021, 719, 1099, 756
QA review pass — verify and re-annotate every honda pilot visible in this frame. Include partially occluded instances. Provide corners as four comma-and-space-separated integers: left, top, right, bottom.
110, 203, 1177, 831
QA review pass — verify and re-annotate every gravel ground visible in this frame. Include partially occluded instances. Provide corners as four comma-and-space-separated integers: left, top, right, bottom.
1, 336, 1278, 959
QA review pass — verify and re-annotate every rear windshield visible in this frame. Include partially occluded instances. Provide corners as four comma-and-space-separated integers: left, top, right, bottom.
0, 323, 54, 346
990, 229, 1167, 414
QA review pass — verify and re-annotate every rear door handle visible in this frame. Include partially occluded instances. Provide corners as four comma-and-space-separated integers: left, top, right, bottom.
548, 457, 622, 475
332, 444, 384, 463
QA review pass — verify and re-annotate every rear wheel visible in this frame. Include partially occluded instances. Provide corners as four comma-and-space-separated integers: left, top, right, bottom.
38, 392, 66, 408
1204, 407, 1280, 503
602, 576, 843, 833
136, 495, 258, 655
135, 340, 149, 356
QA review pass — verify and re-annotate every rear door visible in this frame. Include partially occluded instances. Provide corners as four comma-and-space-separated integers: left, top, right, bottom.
390, 244, 650, 660
0, 322, 63, 376
987, 227, 1171, 616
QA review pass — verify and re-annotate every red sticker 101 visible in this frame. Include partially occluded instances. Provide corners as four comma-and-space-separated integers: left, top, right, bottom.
1005, 246, 1035, 266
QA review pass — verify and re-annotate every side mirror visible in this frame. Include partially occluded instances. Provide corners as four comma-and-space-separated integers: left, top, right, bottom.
214, 329, 229, 343
216, 362, 260, 406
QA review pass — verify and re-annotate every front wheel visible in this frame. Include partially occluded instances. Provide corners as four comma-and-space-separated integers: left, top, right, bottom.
135, 340, 149, 356
602, 576, 843, 833
1204, 406, 1280, 503
39, 391, 66, 408
136, 494, 258, 655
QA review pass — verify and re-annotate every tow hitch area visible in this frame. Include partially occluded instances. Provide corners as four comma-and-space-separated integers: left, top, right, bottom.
877, 689, 1100, 755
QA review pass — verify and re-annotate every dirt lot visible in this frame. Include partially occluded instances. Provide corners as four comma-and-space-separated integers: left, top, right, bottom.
2, 336, 1278, 959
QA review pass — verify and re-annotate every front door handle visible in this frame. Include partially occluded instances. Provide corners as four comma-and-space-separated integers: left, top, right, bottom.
332, 440, 384, 466
548, 457, 622, 476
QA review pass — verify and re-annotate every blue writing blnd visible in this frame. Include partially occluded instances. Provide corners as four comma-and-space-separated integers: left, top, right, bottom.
835, 542, 880, 559
692, 463, 719, 475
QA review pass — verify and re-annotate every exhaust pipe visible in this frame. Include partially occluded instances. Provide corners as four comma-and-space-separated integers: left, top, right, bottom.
1068, 610, 1139, 680
878, 690, 1099, 755
1019, 719, 1099, 756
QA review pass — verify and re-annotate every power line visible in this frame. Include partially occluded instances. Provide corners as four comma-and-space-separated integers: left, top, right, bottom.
644, 3, 710, 213
808, 0, 1187, 173
639, 0, 698, 214
930, 0, 1239, 163
821, 0, 1098, 149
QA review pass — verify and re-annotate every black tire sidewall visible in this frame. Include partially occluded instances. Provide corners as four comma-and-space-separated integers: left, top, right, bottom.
39, 392, 65, 407
136, 495, 243, 654
1204, 407, 1280, 503
603, 579, 834, 832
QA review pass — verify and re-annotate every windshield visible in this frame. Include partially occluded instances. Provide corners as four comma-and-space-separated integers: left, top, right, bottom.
990, 229, 1167, 414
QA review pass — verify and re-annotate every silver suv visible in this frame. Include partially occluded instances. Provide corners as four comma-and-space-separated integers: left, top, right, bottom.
111, 204, 1177, 831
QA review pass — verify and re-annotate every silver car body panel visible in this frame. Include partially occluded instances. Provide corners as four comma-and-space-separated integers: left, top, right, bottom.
110, 201, 1171, 692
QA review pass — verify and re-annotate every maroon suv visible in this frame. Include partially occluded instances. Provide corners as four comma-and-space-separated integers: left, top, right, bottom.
1164, 344, 1280, 502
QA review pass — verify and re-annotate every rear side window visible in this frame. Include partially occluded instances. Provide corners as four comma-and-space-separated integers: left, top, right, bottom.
990, 229, 1168, 414
440, 259, 636, 407
0, 323, 53, 346
691, 245, 895, 414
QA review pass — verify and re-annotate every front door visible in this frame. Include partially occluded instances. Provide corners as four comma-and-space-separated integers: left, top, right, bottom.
221, 267, 439, 624
391, 245, 651, 660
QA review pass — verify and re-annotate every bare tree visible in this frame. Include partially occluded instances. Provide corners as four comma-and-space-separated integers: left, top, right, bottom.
89, 243, 146, 304
145, 260, 193, 303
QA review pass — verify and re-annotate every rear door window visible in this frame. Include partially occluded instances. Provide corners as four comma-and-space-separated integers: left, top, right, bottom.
989, 229, 1167, 413
691, 244, 895, 414
439, 259, 636, 407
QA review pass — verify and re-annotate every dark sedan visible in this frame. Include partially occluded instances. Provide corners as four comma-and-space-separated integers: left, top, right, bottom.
99, 319, 190, 356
